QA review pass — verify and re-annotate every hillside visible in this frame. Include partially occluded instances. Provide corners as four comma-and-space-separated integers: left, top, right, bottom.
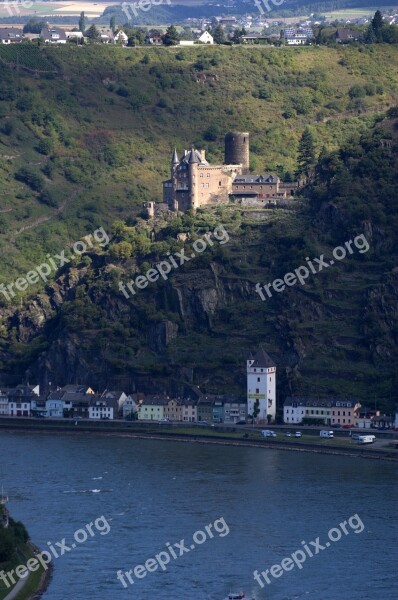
0, 44, 398, 412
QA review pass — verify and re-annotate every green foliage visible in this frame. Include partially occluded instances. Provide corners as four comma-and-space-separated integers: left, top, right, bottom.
162, 26, 179, 46
15, 167, 45, 192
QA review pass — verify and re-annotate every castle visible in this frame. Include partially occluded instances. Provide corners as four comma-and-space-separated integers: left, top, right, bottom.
163, 131, 250, 212
161, 132, 298, 213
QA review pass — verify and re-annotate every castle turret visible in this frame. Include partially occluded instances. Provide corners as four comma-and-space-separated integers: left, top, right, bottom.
225, 131, 250, 173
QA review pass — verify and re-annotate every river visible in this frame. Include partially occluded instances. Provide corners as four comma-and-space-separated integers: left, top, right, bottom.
0, 431, 396, 600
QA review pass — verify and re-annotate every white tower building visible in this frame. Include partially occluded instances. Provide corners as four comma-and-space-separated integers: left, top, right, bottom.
247, 349, 277, 423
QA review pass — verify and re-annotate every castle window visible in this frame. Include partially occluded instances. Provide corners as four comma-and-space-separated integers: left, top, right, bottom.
219, 181, 222, 186
200, 173, 204, 178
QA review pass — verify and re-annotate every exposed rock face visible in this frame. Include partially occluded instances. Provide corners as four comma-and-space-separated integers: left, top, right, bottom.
1, 237, 397, 404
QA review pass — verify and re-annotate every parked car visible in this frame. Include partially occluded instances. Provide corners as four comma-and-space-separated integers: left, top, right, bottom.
285, 432, 292, 437
294, 431, 302, 438
351, 433, 362, 440
236, 420, 246, 425
333, 424, 342, 428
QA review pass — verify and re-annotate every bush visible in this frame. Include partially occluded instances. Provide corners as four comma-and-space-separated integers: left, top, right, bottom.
15, 167, 45, 192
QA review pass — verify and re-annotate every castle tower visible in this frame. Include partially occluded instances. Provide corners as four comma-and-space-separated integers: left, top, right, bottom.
247, 348, 276, 423
225, 131, 250, 173
188, 148, 199, 210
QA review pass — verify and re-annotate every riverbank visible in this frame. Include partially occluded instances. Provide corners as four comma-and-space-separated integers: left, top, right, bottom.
0, 530, 52, 600
0, 418, 397, 461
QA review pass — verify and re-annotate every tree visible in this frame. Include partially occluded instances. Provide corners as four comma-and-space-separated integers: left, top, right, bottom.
85, 25, 100, 40
162, 25, 179, 46
110, 15, 116, 33
213, 24, 225, 45
79, 11, 85, 33
296, 128, 316, 180
231, 27, 246, 44
252, 399, 260, 425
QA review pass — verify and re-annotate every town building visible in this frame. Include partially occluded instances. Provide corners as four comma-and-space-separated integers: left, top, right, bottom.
114, 29, 128, 45
163, 132, 249, 212
283, 397, 361, 426
247, 349, 277, 423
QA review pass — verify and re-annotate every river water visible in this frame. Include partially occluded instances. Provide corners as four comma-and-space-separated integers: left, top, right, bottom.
0, 431, 396, 600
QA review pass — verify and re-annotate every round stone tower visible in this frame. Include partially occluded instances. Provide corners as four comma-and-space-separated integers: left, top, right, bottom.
225, 131, 250, 173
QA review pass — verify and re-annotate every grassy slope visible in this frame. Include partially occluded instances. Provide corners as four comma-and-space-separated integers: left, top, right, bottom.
0, 44, 397, 282
0, 44, 398, 407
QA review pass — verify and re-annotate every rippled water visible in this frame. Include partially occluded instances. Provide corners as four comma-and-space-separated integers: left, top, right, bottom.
0, 431, 397, 600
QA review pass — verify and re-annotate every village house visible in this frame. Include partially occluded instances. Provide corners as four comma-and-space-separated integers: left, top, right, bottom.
198, 31, 214, 44
40, 26, 67, 44
137, 395, 168, 420
336, 28, 360, 43
197, 396, 214, 423
284, 27, 313, 45
145, 29, 163, 45
113, 29, 128, 45
122, 396, 138, 419
247, 349, 277, 423
88, 396, 118, 419
0, 28, 23, 44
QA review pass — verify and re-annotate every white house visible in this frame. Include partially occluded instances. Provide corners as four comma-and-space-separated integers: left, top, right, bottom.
284, 27, 313, 45
113, 30, 128, 45
8, 400, 32, 417
247, 349, 276, 423
88, 397, 116, 419
284, 398, 306, 424
198, 31, 214, 44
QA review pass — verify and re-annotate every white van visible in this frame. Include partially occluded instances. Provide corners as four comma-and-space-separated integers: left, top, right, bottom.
262, 430, 277, 437
320, 430, 334, 438
357, 435, 376, 444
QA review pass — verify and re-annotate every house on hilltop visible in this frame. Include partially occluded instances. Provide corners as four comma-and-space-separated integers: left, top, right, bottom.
40, 26, 67, 44
0, 28, 23, 44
